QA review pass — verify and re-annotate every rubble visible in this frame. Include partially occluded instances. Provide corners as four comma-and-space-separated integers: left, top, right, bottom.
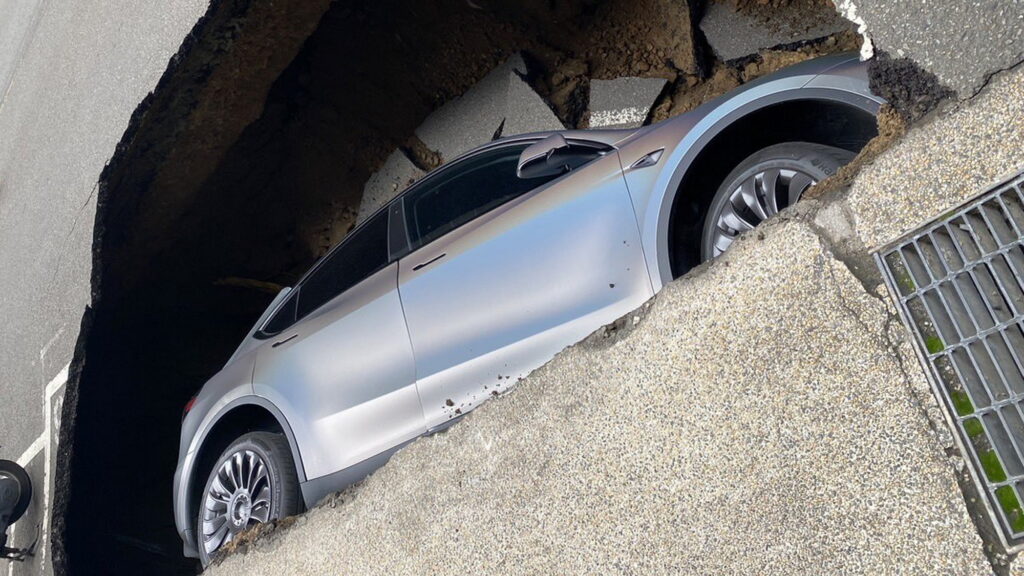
700, 0, 854, 61
415, 54, 564, 162
588, 77, 667, 129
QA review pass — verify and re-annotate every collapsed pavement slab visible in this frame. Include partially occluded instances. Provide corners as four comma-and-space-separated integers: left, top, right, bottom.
700, 0, 854, 62
415, 53, 564, 162
844, 0, 1024, 97
209, 218, 987, 575
588, 77, 667, 129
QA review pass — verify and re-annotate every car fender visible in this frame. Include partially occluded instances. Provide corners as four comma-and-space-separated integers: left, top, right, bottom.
173, 347, 305, 557
615, 53, 882, 291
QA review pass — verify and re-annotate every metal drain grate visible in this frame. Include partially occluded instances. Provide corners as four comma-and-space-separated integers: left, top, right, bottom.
878, 171, 1024, 547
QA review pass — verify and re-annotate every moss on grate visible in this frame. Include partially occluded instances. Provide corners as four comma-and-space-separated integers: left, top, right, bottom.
980, 449, 1008, 483
949, 389, 975, 417
963, 417, 985, 439
995, 486, 1024, 533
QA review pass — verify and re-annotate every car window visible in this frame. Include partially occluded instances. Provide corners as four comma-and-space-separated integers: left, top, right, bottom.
296, 209, 390, 320
262, 291, 298, 334
261, 209, 390, 335
404, 143, 563, 248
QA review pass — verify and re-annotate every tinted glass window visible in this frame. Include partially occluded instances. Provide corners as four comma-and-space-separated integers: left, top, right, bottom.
405, 144, 552, 247
262, 291, 298, 335
295, 210, 390, 320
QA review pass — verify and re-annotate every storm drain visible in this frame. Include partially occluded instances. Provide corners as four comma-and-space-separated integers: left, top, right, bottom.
878, 171, 1024, 548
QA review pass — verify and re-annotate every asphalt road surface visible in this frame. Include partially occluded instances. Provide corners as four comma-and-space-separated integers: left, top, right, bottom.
0, 1, 206, 574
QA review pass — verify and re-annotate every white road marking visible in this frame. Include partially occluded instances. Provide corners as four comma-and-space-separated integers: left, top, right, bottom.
16, 434, 44, 468
12, 360, 69, 572
39, 326, 64, 364
44, 363, 67, 401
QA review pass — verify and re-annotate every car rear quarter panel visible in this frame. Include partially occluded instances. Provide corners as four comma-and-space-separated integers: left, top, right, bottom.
173, 348, 257, 553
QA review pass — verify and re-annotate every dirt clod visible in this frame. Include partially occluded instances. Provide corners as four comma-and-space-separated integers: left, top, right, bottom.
868, 51, 956, 123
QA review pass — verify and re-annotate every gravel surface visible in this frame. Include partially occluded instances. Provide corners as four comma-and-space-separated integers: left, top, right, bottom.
846, 64, 1024, 251
209, 218, 988, 576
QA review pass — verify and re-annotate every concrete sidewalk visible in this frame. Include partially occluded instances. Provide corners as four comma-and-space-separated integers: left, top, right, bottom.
207, 73, 1024, 576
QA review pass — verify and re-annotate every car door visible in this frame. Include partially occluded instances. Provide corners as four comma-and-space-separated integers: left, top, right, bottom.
252, 209, 424, 482
396, 140, 653, 429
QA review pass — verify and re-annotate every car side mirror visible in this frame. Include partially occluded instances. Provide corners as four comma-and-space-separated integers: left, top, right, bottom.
517, 134, 571, 179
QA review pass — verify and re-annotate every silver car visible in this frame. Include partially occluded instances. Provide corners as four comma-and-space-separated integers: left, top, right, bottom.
174, 52, 883, 564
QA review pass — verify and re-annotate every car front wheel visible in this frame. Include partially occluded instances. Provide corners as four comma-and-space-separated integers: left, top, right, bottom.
701, 141, 854, 261
197, 431, 300, 566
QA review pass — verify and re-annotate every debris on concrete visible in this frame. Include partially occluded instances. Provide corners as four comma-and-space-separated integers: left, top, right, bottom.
356, 150, 423, 223
841, 0, 1024, 97
208, 218, 989, 576
700, 0, 854, 62
415, 53, 564, 162
588, 77, 666, 129
399, 135, 442, 172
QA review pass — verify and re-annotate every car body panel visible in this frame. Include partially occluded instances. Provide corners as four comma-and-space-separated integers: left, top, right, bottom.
398, 148, 652, 428
174, 52, 883, 557
252, 262, 424, 482
172, 349, 258, 559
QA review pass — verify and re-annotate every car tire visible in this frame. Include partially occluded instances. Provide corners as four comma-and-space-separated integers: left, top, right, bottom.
196, 431, 301, 567
0, 459, 32, 525
700, 142, 854, 261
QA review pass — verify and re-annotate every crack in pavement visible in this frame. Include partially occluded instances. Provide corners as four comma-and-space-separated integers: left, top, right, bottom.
51, 181, 97, 284
806, 200, 1012, 573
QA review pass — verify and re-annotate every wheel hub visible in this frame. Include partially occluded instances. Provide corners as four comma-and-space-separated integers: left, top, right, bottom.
711, 167, 816, 257
200, 449, 274, 556
229, 491, 252, 527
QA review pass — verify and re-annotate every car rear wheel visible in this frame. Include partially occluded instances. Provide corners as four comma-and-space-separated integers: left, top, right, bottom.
701, 142, 854, 261
197, 431, 300, 567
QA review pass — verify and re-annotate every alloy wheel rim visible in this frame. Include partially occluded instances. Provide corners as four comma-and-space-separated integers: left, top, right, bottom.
710, 167, 816, 257
201, 450, 273, 556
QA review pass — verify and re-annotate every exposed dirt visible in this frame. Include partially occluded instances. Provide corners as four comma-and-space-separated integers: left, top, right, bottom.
739, 29, 859, 79
715, 0, 799, 8
650, 29, 859, 121
868, 50, 956, 123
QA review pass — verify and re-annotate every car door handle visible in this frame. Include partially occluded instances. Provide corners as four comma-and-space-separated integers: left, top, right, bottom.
272, 334, 298, 347
412, 253, 446, 271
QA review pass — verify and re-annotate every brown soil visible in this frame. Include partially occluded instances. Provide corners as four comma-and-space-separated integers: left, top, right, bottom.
650, 29, 859, 122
